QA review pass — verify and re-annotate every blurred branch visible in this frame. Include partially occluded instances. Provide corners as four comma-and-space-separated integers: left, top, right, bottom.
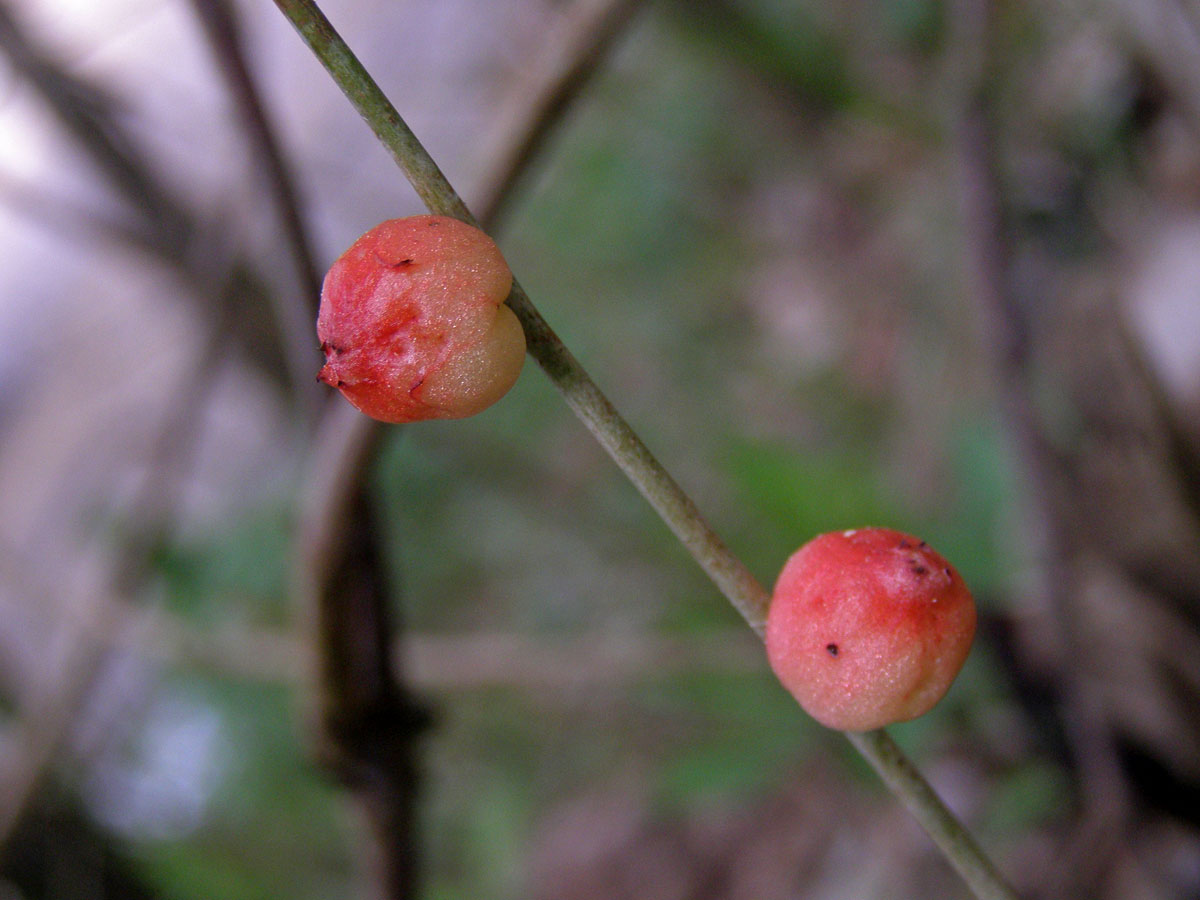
471, 0, 643, 227
0, 0, 190, 254
295, 403, 427, 900
188, 0, 322, 301
188, 0, 324, 405
0, 276, 238, 856
271, 2, 1021, 899
0, 166, 172, 257
273, 0, 770, 635
0, 556, 124, 855
1106, 0, 1200, 138
0, 0, 318, 415
1114, 322, 1200, 552
0, 579, 764, 687
286, 2, 649, 896
949, 0, 1130, 893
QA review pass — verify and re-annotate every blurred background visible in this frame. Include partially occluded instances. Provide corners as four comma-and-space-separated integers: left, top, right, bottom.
2, 0, 1200, 897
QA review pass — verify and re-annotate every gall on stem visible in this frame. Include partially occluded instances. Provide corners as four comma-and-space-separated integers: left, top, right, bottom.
317, 215, 525, 423
766, 527, 976, 732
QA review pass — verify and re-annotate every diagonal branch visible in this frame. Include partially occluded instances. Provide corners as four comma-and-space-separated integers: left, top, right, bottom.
288, 3, 651, 898
272, 1, 1021, 898
273, 0, 770, 636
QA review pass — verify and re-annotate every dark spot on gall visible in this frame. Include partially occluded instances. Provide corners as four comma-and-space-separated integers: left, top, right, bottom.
898, 539, 912, 549
826, 643, 839, 657
944, 567, 952, 578
911, 565, 929, 576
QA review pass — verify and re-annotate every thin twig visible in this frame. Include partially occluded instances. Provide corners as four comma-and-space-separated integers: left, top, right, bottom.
0, 0, 189, 254
0, 264, 240, 856
0, 0, 318, 413
847, 731, 1019, 900
273, 0, 770, 636
287, 4, 653, 897
949, 0, 1129, 894
270, 1, 1021, 898
188, 0, 324, 417
471, 0, 644, 227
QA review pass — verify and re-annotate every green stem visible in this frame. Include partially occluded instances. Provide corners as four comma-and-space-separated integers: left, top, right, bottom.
848, 730, 1019, 900
271, 2, 1021, 898
506, 282, 771, 635
271, 0, 769, 635
271, 0, 471, 221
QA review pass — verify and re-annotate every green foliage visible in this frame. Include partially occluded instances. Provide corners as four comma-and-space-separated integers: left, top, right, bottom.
728, 440, 899, 536
724, 438, 903, 577
119, 0, 1047, 895
982, 762, 1073, 834
128, 678, 350, 900
881, 0, 945, 54
676, 0, 856, 111
923, 416, 1022, 602
151, 505, 293, 625
138, 842, 274, 900
651, 672, 816, 809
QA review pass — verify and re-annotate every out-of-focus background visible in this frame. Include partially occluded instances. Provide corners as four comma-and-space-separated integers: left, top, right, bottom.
2, 0, 1200, 897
